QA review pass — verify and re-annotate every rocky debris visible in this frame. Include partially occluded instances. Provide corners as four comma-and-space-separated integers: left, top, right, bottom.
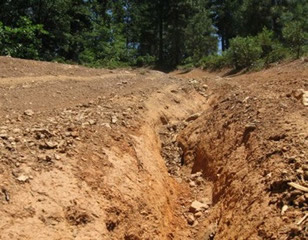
303, 91, 308, 106
200, 197, 212, 206
194, 211, 202, 218
281, 205, 288, 215
1, 188, 10, 202
189, 200, 209, 213
16, 174, 30, 183
189, 172, 205, 186
160, 115, 169, 125
24, 109, 34, 116
65, 206, 92, 226
189, 79, 199, 85
292, 89, 304, 100
242, 123, 257, 144
111, 115, 118, 124
187, 214, 195, 225
185, 113, 201, 122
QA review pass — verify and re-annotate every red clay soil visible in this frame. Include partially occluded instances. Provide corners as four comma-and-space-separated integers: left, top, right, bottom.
0, 56, 307, 240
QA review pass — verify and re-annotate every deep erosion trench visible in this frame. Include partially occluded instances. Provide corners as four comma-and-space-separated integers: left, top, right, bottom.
0, 58, 307, 240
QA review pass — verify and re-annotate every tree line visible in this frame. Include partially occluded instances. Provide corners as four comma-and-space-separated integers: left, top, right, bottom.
0, 0, 307, 70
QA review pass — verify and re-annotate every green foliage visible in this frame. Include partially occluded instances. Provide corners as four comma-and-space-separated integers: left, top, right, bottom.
185, 11, 217, 62
228, 36, 262, 69
136, 55, 156, 67
0, 0, 306, 70
199, 54, 230, 70
282, 21, 307, 58
257, 28, 290, 64
0, 17, 47, 59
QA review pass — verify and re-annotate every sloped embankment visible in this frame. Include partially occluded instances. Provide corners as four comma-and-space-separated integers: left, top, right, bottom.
175, 62, 308, 239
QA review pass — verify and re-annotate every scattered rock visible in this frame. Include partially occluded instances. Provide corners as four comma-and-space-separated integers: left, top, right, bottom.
303, 91, 308, 106
189, 200, 209, 213
195, 176, 204, 185
186, 113, 201, 122
281, 205, 288, 215
0, 133, 8, 139
16, 175, 30, 183
189, 181, 197, 188
1, 188, 10, 202
194, 211, 202, 218
200, 197, 212, 206
12, 128, 22, 134
111, 116, 118, 124
45, 141, 58, 149
160, 115, 169, 125
187, 214, 195, 225
292, 89, 304, 100
88, 119, 96, 125
102, 123, 112, 129
24, 109, 34, 116
202, 84, 208, 90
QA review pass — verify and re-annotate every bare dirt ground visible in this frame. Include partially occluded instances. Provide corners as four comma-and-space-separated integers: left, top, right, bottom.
0, 56, 307, 240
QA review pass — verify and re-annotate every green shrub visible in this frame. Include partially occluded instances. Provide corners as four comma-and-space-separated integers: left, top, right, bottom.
0, 17, 47, 59
282, 21, 307, 58
228, 36, 262, 69
267, 43, 291, 63
135, 55, 156, 67
199, 54, 230, 70
257, 28, 291, 64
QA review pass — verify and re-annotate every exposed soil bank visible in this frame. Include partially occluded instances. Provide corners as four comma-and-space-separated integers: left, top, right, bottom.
174, 61, 308, 239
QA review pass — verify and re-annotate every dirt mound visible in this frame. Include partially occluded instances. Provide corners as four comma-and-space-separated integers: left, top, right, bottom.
0, 57, 307, 239
0, 56, 110, 78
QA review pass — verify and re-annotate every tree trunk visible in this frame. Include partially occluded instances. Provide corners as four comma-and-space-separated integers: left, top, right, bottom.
158, 0, 164, 65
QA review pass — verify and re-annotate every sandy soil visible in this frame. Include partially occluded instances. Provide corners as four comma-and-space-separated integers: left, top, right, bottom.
0, 56, 307, 239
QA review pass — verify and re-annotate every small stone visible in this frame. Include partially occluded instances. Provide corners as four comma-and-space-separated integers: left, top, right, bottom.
195, 176, 204, 185
281, 205, 288, 215
303, 91, 308, 106
202, 84, 208, 90
189, 181, 197, 188
38, 154, 52, 162
191, 171, 202, 179
186, 113, 201, 122
187, 214, 195, 225
88, 119, 96, 125
111, 116, 118, 124
71, 131, 79, 138
54, 154, 61, 160
16, 175, 29, 182
292, 89, 304, 100
24, 109, 34, 116
160, 116, 168, 125
200, 197, 212, 206
45, 141, 58, 149
12, 128, 22, 134
245, 123, 256, 131
0, 133, 8, 139
194, 212, 202, 218
102, 123, 111, 129
189, 201, 209, 213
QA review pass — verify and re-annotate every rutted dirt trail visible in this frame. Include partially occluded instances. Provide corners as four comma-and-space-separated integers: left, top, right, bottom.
0, 57, 307, 239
